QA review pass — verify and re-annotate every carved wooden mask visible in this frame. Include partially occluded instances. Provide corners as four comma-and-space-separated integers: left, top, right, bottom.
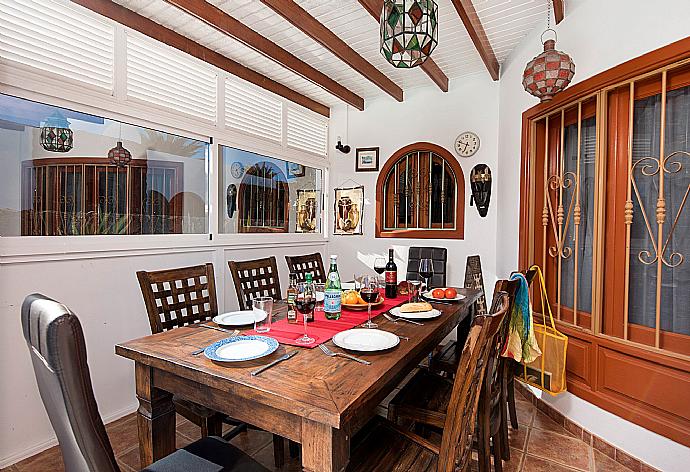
470, 164, 492, 217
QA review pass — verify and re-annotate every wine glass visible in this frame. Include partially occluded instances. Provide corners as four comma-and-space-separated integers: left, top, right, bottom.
407, 275, 422, 303
294, 282, 316, 345
418, 258, 434, 294
373, 257, 386, 276
360, 275, 380, 329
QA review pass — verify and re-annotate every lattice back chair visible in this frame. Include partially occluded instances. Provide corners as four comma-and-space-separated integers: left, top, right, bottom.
228, 256, 282, 310
285, 252, 326, 283
137, 263, 219, 334
437, 293, 509, 472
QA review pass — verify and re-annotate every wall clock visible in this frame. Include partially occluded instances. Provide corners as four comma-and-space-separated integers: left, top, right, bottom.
454, 131, 480, 158
230, 161, 244, 179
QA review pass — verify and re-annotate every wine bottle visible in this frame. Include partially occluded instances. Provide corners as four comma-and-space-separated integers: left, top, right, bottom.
385, 249, 397, 299
286, 273, 298, 324
324, 255, 342, 320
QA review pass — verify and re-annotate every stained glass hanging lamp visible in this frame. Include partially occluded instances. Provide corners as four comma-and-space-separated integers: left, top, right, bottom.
108, 122, 132, 167
380, 0, 438, 68
40, 111, 73, 153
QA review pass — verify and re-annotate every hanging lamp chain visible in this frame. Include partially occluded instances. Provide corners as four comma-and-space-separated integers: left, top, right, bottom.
546, 0, 551, 30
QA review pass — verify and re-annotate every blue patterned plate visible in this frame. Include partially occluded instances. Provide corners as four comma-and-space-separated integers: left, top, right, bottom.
204, 336, 279, 362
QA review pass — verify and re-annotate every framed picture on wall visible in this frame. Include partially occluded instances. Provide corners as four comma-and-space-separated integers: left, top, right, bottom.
296, 189, 319, 233
355, 147, 379, 172
333, 185, 364, 235
286, 162, 305, 178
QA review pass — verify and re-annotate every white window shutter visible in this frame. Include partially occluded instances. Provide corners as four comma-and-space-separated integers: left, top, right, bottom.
225, 78, 282, 142
0, 0, 114, 90
286, 107, 328, 157
126, 33, 217, 122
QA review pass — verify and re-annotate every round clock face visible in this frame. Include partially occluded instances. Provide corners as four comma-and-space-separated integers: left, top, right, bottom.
230, 162, 244, 179
455, 132, 480, 157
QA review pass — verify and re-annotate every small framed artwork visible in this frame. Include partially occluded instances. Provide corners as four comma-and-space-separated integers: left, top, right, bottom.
333, 185, 364, 235
286, 162, 305, 178
296, 189, 319, 233
355, 147, 379, 172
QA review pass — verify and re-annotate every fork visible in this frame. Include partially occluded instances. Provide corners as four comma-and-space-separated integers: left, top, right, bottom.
383, 312, 424, 326
318, 344, 371, 365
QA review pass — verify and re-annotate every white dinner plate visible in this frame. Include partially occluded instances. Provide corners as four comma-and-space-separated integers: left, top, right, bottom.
204, 336, 279, 362
332, 329, 400, 352
213, 310, 267, 327
389, 306, 442, 320
421, 289, 466, 302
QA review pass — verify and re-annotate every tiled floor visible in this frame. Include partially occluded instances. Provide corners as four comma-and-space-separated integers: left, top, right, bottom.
1, 388, 637, 472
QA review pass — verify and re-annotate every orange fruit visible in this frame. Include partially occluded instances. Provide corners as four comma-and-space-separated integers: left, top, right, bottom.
344, 292, 359, 305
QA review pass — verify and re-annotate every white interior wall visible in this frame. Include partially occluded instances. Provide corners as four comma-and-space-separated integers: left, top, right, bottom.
327, 76, 502, 298
495, 1, 690, 470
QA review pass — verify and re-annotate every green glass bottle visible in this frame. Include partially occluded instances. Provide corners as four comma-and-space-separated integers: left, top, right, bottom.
324, 255, 342, 320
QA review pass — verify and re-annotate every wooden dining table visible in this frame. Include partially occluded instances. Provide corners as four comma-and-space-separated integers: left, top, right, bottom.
115, 288, 481, 472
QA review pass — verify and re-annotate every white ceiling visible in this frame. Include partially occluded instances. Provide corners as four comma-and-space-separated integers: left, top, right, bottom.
112, 0, 550, 108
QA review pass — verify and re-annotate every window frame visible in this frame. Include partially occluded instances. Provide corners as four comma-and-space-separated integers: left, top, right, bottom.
376, 142, 465, 239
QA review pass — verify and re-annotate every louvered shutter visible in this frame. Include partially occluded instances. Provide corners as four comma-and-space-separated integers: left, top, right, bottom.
286, 108, 328, 157
0, 0, 114, 90
126, 33, 217, 122
225, 78, 283, 143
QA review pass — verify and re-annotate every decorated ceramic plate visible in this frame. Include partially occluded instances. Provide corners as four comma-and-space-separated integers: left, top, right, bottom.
204, 336, 278, 362
332, 329, 399, 352
213, 310, 267, 327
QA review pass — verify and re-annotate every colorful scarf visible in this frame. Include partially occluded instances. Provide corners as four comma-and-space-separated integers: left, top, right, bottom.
501, 272, 542, 363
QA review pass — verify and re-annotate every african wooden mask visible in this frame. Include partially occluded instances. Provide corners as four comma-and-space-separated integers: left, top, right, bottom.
470, 164, 491, 217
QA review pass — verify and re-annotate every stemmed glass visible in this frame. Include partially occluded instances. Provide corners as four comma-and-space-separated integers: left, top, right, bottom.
294, 282, 315, 345
373, 257, 386, 276
418, 258, 434, 293
360, 275, 380, 329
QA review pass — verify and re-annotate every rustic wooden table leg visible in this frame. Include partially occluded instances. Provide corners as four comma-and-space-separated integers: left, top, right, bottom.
135, 363, 176, 468
300, 418, 349, 472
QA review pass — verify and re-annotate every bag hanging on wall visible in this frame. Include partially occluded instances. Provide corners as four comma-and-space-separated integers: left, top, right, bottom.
519, 265, 568, 395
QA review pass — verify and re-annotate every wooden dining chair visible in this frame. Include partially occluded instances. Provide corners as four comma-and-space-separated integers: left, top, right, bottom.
137, 263, 288, 467
386, 291, 511, 472
285, 252, 326, 283
346, 305, 502, 472
228, 256, 282, 310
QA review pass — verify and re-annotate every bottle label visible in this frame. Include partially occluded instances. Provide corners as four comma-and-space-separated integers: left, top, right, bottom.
385, 270, 397, 284
324, 289, 341, 313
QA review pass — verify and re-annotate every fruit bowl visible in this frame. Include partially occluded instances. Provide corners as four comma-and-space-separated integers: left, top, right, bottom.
341, 290, 385, 310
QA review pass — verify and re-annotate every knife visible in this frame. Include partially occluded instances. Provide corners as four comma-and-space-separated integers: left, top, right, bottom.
197, 324, 238, 334
251, 351, 299, 376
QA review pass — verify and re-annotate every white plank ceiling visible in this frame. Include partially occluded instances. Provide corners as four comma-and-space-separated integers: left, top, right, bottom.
111, 0, 551, 109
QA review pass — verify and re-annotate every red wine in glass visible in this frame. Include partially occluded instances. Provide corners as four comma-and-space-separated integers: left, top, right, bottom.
373, 257, 386, 275
295, 296, 316, 318
360, 289, 379, 303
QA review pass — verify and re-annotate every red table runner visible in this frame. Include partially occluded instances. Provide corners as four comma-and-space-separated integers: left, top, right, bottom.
245, 296, 405, 348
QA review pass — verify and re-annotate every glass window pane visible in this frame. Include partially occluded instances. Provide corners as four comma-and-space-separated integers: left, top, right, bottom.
220, 146, 322, 234
0, 93, 209, 236
560, 115, 596, 315
629, 85, 690, 336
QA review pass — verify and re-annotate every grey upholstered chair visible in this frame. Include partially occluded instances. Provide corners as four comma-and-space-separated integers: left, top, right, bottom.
21, 293, 269, 472
405, 246, 448, 287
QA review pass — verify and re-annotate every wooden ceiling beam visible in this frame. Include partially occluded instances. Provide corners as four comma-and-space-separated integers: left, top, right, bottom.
450, 0, 499, 81
259, 0, 404, 102
357, 0, 448, 92
162, 0, 364, 111
552, 0, 565, 24
71, 0, 330, 117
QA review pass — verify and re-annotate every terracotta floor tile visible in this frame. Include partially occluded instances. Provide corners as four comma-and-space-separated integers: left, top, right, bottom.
523, 454, 587, 472
106, 414, 139, 456
253, 442, 302, 472
229, 429, 273, 456
515, 398, 536, 426
470, 449, 523, 472
0, 466, 19, 472
117, 446, 141, 471
175, 418, 202, 440
527, 428, 590, 471
13, 445, 64, 472
508, 425, 529, 451
594, 450, 635, 472
532, 410, 572, 436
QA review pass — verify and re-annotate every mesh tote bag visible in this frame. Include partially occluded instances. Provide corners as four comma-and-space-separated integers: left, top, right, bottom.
519, 265, 568, 395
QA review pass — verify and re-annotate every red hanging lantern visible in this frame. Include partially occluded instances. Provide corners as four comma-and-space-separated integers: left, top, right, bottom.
522, 29, 575, 102
108, 141, 131, 167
